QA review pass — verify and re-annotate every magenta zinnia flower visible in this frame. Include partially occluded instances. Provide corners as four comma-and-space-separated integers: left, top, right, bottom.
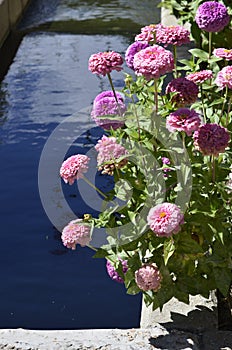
135, 264, 162, 291
61, 219, 91, 250
106, 259, 128, 284
162, 157, 171, 178
125, 41, 149, 70
215, 66, 232, 89
147, 202, 184, 237
166, 77, 199, 107
186, 70, 213, 84
156, 24, 190, 46
93, 90, 124, 106
193, 123, 230, 157
91, 96, 126, 130
195, 1, 230, 32
213, 48, 232, 61
166, 108, 201, 136
60, 154, 90, 185
135, 24, 157, 43
133, 45, 174, 80
88, 51, 123, 76
95, 135, 128, 175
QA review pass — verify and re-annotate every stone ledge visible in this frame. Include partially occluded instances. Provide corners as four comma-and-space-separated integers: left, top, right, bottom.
0, 0, 31, 48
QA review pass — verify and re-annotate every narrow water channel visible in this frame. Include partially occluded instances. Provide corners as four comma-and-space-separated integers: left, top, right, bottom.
0, 0, 160, 329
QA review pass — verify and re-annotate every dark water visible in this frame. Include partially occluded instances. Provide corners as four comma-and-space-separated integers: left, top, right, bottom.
0, 0, 160, 329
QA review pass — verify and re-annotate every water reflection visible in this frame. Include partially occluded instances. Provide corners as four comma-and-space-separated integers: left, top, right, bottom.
19, 0, 160, 34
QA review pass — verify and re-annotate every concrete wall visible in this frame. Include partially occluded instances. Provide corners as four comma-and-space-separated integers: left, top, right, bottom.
0, 0, 31, 48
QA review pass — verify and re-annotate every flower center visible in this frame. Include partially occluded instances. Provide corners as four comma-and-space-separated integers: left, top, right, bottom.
159, 211, 167, 218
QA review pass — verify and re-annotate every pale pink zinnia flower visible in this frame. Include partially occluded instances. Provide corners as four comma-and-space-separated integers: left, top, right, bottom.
213, 48, 232, 61
193, 123, 230, 157
166, 77, 199, 107
166, 108, 201, 136
147, 202, 184, 237
135, 264, 162, 291
215, 66, 232, 89
95, 135, 128, 175
61, 219, 91, 249
156, 24, 190, 46
60, 154, 90, 185
133, 44, 174, 80
186, 70, 213, 84
88, 51, 123, 76
135, 24, 157, 43
106, 259, 128, 284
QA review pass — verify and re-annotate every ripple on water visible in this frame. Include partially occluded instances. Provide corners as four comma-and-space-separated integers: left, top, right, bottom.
0, 33, 142, 329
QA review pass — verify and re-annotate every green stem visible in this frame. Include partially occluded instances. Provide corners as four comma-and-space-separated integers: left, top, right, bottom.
200, 85, 207, 123
220, 85, 228, 120
82, 174, 109, 200
107, 72, 118, 103
211, 155, 216, 183
154, 79, 158, 115
130, 93, 141, 140
226, 95, 232, 127
208, 32, 212, 59
173, 45, 178, 78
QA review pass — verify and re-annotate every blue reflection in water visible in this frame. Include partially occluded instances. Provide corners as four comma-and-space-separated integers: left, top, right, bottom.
0, 33, 141, 329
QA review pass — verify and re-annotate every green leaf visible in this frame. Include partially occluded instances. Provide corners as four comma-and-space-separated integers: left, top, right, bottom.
189, 48, 209, 61
93, 248, 109, 259
163, 238, 175, 265
213, 267, 232, 296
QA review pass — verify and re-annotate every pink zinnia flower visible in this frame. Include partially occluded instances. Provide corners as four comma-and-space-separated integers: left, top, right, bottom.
91, 96, 126, 130
135, 24, 157, 43
60, 154, 90, 185
193, 123, 230, 157
95, 135, 128, 175
166, 108, 201, 136
135, 264, 162, 291
133, 45, 174, 80
156, 24, 190, 46
215, 66, 232, 89
93, 90, 124, 106
125, 41, 149, 70
166, 77, 199, 107
88, 51, 123, 76
147, 202, 184, 237
186, 70, 213, 84
106, 259, 128, 284
213, 48, 232, 61
61, 219, 91, 250
195, 1, 230, 33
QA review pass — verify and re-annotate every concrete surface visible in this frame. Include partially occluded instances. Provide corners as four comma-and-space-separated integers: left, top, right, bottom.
0, 0, 31, 47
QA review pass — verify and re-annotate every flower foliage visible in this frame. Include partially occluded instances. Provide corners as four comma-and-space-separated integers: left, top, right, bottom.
59, 0, 232, 311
